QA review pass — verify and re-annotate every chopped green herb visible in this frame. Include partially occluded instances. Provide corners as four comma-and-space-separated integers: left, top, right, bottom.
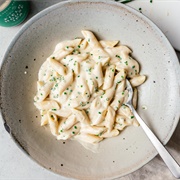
150, 0, 152, 3
121, 75, 124, 79
132, 65, 135, 69
118, 100, 121, 103
135, 69, 138, 75
91, 53, 93, 56
98, 112, 102, 114
70, 89, 73, 93
139, 8, 142, 11
60, 129, 63, 133
66, 88, 69, 90
124, 61, 128, 65
112, 69, 115, 72
40, 93, 43, 96
115, 55, 122, 60
73, 61, 77, 66
50, 77, 57, 82
66, 46, 69, 49
52, 57, 55, 59
74, 126, 77, 129
88, 38, 90, 42
122, 91, 125, 95
117, 81, 121, 84
97, 131, 103, 136
131, 116, 134, 119
72, 131, 75, 134
53, 94, 59, 98
64, 92, 67, 95
96, 76, 98, 79
80, 85, 83, 88
52, 109, 57, 111
55, 84, 58, 87
77, 75, 80, 78
78, 45, 80, 48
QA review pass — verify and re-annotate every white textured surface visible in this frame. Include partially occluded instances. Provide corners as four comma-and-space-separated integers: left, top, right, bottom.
127, 0, 180, 51
0, 1, 179, 180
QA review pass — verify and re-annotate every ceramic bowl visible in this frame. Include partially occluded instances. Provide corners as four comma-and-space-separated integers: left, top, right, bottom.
0, 0, 180, 179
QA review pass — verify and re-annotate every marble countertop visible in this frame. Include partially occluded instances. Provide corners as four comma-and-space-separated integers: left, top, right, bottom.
0, 1, 179, 179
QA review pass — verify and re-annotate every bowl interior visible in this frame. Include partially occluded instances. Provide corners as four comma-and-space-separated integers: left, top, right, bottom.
1, 1, 180, 179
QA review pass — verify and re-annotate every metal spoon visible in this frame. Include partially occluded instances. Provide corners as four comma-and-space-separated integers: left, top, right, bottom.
125, 79, 180, 179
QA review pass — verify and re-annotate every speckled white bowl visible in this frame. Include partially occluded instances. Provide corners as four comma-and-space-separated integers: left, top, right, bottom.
0, 1, 180, 179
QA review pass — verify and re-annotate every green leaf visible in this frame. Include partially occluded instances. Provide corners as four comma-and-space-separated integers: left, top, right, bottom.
115, 0, 134, 4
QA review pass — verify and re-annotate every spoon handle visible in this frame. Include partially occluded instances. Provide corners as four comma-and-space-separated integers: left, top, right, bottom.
129, 105, 180, 179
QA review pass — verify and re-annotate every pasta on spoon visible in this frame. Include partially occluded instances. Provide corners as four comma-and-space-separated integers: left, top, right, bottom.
34, 30, 146, 145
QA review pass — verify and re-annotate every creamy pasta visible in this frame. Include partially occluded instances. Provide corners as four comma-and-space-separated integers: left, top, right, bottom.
34, 30, 146, 144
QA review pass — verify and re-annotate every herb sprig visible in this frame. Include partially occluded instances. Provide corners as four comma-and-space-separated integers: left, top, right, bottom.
115, 0, 134, 4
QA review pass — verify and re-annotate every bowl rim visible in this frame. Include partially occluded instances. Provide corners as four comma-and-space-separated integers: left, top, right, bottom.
0, 0, 180, 179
